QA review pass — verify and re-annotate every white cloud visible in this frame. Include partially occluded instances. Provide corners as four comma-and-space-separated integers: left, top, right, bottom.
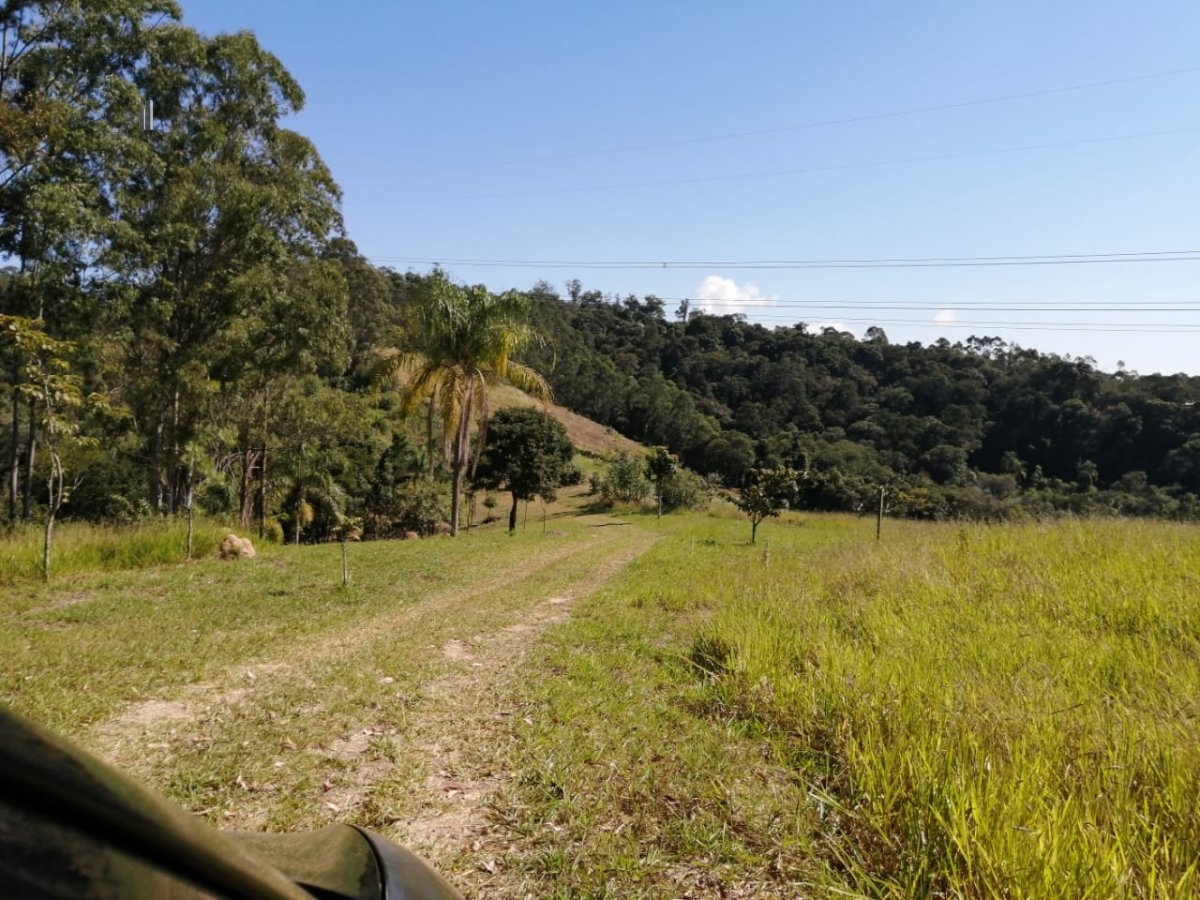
696, 276, 777, 315
934, 309, 958, 324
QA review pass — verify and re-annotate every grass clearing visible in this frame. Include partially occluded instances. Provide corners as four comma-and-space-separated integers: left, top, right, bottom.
4, 510, 1198, 897
490, 516, 1200, 897
0, 518, 231, 584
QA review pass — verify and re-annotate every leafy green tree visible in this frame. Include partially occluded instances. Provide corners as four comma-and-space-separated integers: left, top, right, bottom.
108, 24, 345, 515
1, 1, 176, 520
474, 407, 574, 533
2, 314, 96, 578
376, 272, 549, 535
660, 464, 711, 511
736, 466, 800, 545
645, 446, 677, 520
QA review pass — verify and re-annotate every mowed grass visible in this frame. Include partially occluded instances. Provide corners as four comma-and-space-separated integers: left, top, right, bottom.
494, 515, 1200, 897
4, 510, 1199, 898
0, 517, 604, 734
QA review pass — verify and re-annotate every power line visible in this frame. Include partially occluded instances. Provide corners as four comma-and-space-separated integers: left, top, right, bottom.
716, 315, 1200, 334
371, 249, 1200, 271
656, 296, 1200, 312
400, 65, 1200, 176
406, 125, 1200, 200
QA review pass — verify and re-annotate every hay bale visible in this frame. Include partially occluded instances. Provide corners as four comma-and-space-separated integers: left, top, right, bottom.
219, 533, 257, 560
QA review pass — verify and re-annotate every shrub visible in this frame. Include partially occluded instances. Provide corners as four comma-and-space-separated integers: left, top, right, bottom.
662, 465, 711, 511
598, 451, 652, 503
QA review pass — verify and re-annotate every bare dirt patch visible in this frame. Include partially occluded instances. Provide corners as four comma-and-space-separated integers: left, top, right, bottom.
386, 532, 658, 897
82, 525, 657, 897
442, 639, 475, 661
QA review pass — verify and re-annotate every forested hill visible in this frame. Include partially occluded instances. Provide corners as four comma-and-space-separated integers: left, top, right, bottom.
2, 4, 1198, 530
523, 283, 1200, 519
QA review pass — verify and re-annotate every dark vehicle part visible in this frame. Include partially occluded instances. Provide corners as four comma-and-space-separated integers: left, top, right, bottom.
0, 707, 462, 899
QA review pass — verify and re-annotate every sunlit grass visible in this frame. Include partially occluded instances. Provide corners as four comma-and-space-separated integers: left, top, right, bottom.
6, 508, 1198, 897
0, 518, 230, 583
700, 518, 1200, 897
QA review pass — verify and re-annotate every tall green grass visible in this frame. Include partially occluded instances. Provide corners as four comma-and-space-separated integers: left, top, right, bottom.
0, 518, 230, 583
703, 519, 1200, 897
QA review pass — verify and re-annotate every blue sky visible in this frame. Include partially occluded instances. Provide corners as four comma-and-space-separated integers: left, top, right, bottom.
181, 0, 1200, 375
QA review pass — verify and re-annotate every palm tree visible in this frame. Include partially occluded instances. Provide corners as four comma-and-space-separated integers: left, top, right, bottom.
377, 272, 550, 535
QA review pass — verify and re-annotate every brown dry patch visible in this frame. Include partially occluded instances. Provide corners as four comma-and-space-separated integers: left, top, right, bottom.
20, 592, 99, 616
82, 524, 657, 897
442, 639, 475, 661
489, 383, 641, 457
384, 532, 659, 898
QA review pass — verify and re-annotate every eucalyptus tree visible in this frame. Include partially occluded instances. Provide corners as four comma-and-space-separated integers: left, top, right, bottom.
108, 24, 346, 514
377, 272, 550, 535
0, 0, 178, 520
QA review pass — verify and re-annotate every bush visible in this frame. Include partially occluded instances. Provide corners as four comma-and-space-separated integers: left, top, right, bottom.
662, 466, 711, 511
393, 479, 450, 536
598, 451, 652, 504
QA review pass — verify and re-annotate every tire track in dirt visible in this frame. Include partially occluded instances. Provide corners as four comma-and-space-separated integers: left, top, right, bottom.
83, 521, 657, 899
368, 528, 660, 896
87, 532, 604, 768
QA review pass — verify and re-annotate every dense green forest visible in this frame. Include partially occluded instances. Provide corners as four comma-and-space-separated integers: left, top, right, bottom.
526, 284, 1200, 519
3, 2, 1199, 542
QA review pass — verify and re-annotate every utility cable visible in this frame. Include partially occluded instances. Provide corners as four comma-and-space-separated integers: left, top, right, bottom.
400, 65, 1200, 176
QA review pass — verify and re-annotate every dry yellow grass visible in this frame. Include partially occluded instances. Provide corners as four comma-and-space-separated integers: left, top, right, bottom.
489, 383, 642, 457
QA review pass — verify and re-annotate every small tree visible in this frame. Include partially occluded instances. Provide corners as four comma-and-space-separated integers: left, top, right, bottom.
2, 315, 93, 579
736, 466, 799, 545
645, 446, 677, 521
597, 450, 653, 504
474, 407, 574, 533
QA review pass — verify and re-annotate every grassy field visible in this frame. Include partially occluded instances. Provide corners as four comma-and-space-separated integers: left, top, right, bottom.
3, 511, 1198, 898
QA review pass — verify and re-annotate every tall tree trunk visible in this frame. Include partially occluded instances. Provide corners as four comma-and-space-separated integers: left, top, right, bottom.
42, 448, 62, 582
238, 447, 256, 527
508, 491, 518, 533
7, 376, 19, 523
147, 417, 164, 513
449, 393, 473, 536
294, 479, 303, 546
185, 458, 195, 560
426, 387, 438, 477
22, 397, 36, 522
258, 447, 267, 539
167, 384, 180, 515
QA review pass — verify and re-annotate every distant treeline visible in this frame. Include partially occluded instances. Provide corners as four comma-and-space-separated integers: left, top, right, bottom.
524, 282, 1200, 520
3, 3, 1198, 532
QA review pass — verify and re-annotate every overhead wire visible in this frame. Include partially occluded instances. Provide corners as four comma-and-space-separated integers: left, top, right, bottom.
739, 316, 1200, 334
404, 125, 1200, 200
370, 249, 1200, 271
400, 65, 1200, 176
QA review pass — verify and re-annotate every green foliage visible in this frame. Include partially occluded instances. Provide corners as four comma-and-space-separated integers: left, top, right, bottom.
526, 284, 1200, 522
660, 464, 712, 511
735, 466, 800, 543
374, 271, 549, 535
389, 479, 449, 537
596, 449, 652, 504
473, 407, 574, 532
